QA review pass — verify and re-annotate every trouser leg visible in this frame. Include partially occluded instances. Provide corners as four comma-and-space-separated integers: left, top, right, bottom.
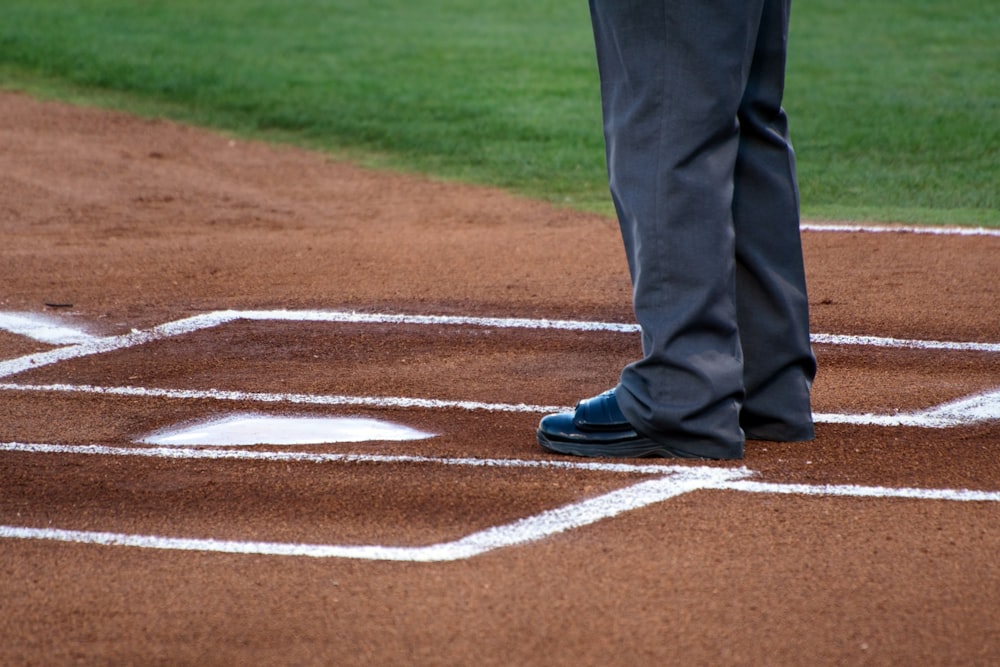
734, 0, 816, 441
589, 0, 769, 457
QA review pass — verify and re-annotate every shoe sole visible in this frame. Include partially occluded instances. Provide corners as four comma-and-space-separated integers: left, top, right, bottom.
536, 430, 691, 459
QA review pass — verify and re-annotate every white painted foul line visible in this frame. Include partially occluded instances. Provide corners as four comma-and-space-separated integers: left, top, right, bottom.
0, 441, 726, 475
0, 309, 996, 430
1, 381, 997, 428
801, 222, 1000, 237
0, 442, 743, 561
808, 333, 1000, 354
814, 389, 1000, 428
0, 312, 98, 345
0, 311, 237, 379
1, 309, 997, 382
715, 480, 1000, 503
0, 307, 996, 561
0, 382, 566, 414
0, 473, 727, 562
1, 442, 998, 561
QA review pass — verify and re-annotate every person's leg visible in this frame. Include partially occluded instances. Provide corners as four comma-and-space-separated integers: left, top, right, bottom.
733, 0, 817, 441
588, 0, 767, 458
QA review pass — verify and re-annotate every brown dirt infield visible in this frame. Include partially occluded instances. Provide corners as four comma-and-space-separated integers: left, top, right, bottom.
1, 91, 998, 666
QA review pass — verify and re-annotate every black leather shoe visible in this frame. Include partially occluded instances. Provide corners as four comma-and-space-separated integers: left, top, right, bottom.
537, 389, 688, 458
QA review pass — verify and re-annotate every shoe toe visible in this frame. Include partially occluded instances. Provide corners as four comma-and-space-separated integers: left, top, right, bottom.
538, 409, 640, 445
537, 412, 579, 441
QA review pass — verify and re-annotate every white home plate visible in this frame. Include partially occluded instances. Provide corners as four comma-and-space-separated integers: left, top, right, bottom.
141, 414, 436, 446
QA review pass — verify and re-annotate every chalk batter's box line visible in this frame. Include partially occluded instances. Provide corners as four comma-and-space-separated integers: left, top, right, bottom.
0, 442, 743, 562
0, 233, 996, 561
799, 222, 1000, 237
1, 381, 998, 430
1, 309, 998, 383
0, 311, 996, 560
0, 309, 997, 430
2, 441, 999, 562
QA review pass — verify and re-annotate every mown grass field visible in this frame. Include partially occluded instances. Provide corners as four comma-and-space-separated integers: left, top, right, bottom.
1, 0, 997, 225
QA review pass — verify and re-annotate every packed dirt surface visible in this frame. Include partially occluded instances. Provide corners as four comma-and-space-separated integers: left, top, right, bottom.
1, 91, 998, 665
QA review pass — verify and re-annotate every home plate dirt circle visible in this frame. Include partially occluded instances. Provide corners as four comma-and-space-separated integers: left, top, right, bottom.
1, 91, 998, 665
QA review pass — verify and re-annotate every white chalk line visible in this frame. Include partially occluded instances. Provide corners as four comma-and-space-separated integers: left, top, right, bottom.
807, 332, 999, 353
1, 309, 995, 428
0, 308, 996, 558
800, 222, 1000, 237
0, 474, 724, 562
0, 300, 995, 564
0, 382, 565, 414
1, 309, 996, 426
1, 381, 997, 428
812, 387, 1000, 428
0, 442, 743, 561
1, 309, 997, 381
0, 441, 705, 476
0, 311, 238, 379
2, 442, 999, 561
3, 222, 992, 346
715, 480, 1000, 503
0, 312, 98, 345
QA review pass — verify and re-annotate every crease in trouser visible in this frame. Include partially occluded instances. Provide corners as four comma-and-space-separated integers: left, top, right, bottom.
590, 0, 814, 455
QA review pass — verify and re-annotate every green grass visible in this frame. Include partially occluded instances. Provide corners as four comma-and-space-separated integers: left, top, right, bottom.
787, 1, 1000, 225
0, 0, 997, 225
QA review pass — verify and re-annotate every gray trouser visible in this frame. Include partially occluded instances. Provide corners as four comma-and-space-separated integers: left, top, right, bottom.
590, 0, 816, 457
